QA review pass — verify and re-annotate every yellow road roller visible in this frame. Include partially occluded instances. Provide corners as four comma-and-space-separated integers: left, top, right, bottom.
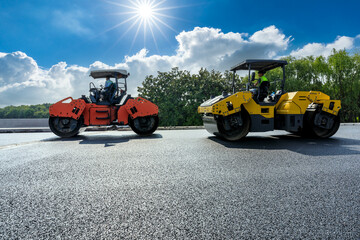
198, 59, 341, 141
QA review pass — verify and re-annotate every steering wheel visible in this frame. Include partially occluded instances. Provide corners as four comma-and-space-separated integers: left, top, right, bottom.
89, 82, 100, 102
89, 82, 97, 91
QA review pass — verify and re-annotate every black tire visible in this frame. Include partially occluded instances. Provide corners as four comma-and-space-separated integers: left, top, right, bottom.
129, 115, 159, 136
216, 111, 250, 141
49, 117, 82, 138
312, 113, 340, 138
303, 111, 340, 138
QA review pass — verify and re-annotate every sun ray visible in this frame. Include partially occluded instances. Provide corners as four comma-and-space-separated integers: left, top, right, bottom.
155, 4, 198, 11
152, 12, 185, 21
152, 0, 167, 8
121, 17, 142, 39
149, 0, 158, 7
132, 0, 143, 8
105, 16, 141, 53
152, 15, 177, 33
148, 20, 159, 52
149, 17, 169, 41
110, 17, 142, 49
107, 11, 138, 16
104, 0, 139, 10
102, 14, 138, 34
143, 18, 147, 47
130, 18, 144, 51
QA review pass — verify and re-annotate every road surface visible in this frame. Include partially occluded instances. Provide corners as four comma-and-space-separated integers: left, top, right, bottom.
1, 127, 359, 239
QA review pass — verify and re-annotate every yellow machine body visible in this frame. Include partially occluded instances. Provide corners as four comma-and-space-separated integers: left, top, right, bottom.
199, 91, 340, 117
198, 90, 341, 135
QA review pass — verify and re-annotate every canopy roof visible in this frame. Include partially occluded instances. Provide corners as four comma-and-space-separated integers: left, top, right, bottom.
230, 59, 288, 72
90, 69, 129, 79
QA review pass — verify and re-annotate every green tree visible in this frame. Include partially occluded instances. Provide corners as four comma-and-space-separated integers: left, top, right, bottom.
0, 104, 51, 119
138, 68, 242, 126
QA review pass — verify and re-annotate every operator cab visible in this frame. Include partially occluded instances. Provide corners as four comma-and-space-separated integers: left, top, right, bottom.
87, 69, 130, 105
230, 59, 288, 105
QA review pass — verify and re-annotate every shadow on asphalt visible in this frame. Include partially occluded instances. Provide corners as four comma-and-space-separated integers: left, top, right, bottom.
208, 134, 360, 156
43, 133, 163, 147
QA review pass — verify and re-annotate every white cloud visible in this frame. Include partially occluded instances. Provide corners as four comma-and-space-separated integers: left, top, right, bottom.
250, 25, 291, 48
0, 26, 358, 107
290, 36, 354, 58
0, 52, 89, 106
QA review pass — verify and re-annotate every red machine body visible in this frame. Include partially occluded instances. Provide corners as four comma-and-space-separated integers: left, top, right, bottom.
49, 97, 158, 126
48, 70, 159, 137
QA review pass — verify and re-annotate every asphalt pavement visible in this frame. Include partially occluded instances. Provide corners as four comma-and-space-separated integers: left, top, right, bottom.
0, 127, 359, 239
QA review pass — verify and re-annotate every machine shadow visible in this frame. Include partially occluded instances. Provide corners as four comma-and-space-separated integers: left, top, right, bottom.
208, 134, 360, 157
43, 133, 163, 147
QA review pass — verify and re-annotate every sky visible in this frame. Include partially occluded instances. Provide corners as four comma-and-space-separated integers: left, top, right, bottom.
1, 0, 360, 106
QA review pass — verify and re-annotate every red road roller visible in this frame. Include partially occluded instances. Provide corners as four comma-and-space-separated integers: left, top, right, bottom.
49, 69, 159, 137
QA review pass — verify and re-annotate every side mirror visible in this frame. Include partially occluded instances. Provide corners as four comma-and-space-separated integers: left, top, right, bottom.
251, 72, 256, 82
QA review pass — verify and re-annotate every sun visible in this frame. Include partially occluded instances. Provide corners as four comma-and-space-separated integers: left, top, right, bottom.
105, 0, 180, 51
137, 2, 154, 19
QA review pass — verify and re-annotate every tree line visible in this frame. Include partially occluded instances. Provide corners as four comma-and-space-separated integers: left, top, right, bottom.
1, 50, 359, 125
0, 104, 51, 118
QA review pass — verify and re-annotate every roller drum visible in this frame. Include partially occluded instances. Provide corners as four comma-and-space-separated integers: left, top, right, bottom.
202, 115, 219, 136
